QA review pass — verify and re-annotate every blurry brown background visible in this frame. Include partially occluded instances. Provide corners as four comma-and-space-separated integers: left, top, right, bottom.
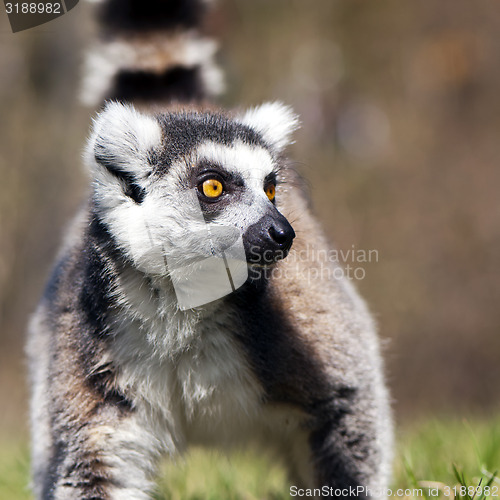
1, 0, 499, 443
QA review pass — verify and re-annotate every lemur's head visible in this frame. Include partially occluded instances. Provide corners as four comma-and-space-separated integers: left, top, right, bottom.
85, 101, 298, 283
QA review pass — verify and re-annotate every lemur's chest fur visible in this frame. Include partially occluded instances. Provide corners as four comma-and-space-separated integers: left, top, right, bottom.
106, 265, 266, 447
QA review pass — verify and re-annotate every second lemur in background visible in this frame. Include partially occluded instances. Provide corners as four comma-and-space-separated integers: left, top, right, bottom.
28, 1, 393, 498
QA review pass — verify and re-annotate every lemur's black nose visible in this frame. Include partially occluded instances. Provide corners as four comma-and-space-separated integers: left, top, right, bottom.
243, 209, 295, 264
269, 220, 295, 250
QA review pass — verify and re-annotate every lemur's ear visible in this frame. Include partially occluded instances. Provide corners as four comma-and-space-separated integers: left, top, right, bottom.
237, 102, 300, 152
85, 102, 162, 204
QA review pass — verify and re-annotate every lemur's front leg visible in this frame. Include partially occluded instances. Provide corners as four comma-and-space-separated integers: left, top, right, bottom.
310, 395, 391, 497
286, 385, 392, 499
42, 406, 164, 500
41, 401, 164, 500
30, 341, 167, 500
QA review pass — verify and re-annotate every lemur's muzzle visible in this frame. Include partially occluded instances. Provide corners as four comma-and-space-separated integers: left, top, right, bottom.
243, 208, 295, 265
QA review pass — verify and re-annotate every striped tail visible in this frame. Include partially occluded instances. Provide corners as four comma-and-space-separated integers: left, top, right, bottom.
81, 0, 224, 108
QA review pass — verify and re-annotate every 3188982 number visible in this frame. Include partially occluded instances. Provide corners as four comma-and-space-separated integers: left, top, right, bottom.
5, 3, 61, 14
443, 485, 499, 497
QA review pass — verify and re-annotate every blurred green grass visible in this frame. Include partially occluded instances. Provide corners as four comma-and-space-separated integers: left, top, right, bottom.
2, 417, 499, 500
0, 440, 31, 500
395, 418, 500, 486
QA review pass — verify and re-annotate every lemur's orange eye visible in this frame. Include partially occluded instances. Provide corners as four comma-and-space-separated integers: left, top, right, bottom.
266, 184, 276, 202
202, 179, 224, 198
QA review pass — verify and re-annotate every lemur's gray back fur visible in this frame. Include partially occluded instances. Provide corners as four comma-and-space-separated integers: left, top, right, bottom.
28, 1, 393, 499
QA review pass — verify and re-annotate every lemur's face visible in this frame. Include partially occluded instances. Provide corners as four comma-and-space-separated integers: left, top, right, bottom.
178, 139, 295, 266
87, 102, 298, 279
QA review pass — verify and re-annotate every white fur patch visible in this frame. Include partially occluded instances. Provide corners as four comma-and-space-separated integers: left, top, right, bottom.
237, 102, 300, 152
27, 310, 53, 499
94, 102, 161, 155
85, 103, 162, 209
89, 102, 162, 164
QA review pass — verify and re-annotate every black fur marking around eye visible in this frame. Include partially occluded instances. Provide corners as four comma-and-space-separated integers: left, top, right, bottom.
194, 162, 245, 188
264, 172, 277, 186
110, 67, 204, 104
97, 0, 207, 34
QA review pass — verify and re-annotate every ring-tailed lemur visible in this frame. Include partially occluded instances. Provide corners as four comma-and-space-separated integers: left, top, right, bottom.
28, 1, 393, 498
